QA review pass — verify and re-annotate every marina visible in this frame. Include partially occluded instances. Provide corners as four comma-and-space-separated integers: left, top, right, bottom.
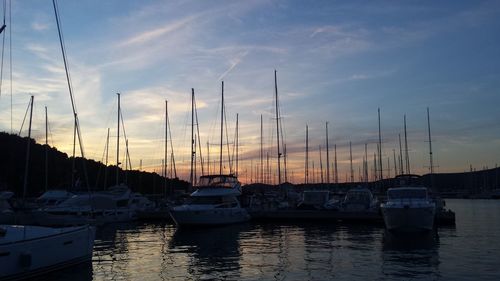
2, 199, 495, 281
0, 0, 499, 280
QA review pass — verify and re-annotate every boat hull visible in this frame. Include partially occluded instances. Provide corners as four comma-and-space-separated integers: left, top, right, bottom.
381, 206, 435, 232
169, 208, 250, 226
33, 209, 136, 226
0, 225, 95, 280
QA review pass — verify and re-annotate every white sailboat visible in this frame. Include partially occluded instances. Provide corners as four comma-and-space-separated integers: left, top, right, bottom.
0, 224, 95, 280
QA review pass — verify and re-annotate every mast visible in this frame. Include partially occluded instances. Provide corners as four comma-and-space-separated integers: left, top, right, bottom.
319, 145, 324, 184
334, 144, 338, 184
260, 114, 263, 183
305, 124, 309, 184
22, 95, 34, 200
378, 108, 383, 180
398, 133, 404, 174
116, 92, 120, 185
363, 143, 368, 183
326, 122, 330, 184
427, 107, 434, 174
404, 115, 410, 174
274, 70, 281, 186
104, 127, 109, 189
45, 106, 48, 191
190, 88, 195, 188
349, 141, 354, 183
220, 81, 224, 175
236, 113, 239, 176
164, 100, 168, 191
392, 149, 397, 178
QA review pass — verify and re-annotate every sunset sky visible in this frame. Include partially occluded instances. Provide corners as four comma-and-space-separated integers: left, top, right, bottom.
0, 0, 499, 184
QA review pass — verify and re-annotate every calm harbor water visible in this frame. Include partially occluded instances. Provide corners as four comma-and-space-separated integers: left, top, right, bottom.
41, 199, 500, 281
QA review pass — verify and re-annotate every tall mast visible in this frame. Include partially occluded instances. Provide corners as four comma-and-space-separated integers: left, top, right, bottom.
398, 133, 404, 174
349, 141, 354, 183
274, 70, 281, 186
53, 0, 89, 192
404, 115, 410, 174
220, 81, 224, 175
236, 113, 239, 176
260, 114, 263, 183
326, 122, 330, 184
334, 144, 338, 184
104, 127, 109, 189
305, 124, 309, 184
392, 149, 397, 178
45, 106, 48, 191
364, 143, 368, 183
22, 95, 34, 200
190, 88, 195, 187
207, 141, 210, 175
378, 108, 383, 181
164, 100, 168, 191
319, 145, 324, 184
116, 92, 120, 186
427, 107, 434, 174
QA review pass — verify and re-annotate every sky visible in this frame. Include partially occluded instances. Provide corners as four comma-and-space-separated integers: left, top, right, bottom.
0, 0, 499, 184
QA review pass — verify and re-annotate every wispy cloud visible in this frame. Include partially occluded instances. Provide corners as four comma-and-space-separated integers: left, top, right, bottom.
119, 15, 198, 47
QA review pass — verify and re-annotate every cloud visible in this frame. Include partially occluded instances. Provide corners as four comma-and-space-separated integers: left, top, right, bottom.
31, 22, 50, 31
119, 15, 198, 47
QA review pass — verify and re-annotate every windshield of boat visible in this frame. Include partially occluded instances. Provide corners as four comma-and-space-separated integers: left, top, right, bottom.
345, 190, 372, 203
388, 189, 427, 200
198, 176, 238, 187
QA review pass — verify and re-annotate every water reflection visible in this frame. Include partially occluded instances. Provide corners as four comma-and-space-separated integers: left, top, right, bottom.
381, 231, 441, 280
169, 223, 250, 280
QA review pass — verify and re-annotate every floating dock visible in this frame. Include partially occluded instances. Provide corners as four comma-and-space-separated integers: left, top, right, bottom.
248, 209, 455, 226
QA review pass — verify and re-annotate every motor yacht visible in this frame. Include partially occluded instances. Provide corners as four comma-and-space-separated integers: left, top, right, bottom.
381, 186, 436, 232
169, 175, 250, 226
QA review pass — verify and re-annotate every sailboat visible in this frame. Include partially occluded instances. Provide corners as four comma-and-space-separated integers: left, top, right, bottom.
1, 95, 94, 280
169, 85, 250, 226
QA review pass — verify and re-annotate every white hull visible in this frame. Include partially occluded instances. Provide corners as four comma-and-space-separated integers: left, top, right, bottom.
0, 225, 95, 280
382, 206, 435, 232
33, 209, 136, 226
170, 208, 250, 226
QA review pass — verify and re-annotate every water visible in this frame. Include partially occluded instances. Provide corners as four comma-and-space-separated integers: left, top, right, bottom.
42, 199, 500, 280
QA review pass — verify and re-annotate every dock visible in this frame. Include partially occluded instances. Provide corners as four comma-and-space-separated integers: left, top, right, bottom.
248, 209, 455, 226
